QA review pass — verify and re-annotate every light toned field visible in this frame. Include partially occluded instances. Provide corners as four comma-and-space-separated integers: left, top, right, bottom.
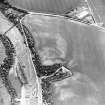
22, 14, 105, 105
0, 40, 5, 65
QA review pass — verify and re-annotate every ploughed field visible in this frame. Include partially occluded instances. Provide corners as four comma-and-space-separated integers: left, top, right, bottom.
8, 0, 82, 14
